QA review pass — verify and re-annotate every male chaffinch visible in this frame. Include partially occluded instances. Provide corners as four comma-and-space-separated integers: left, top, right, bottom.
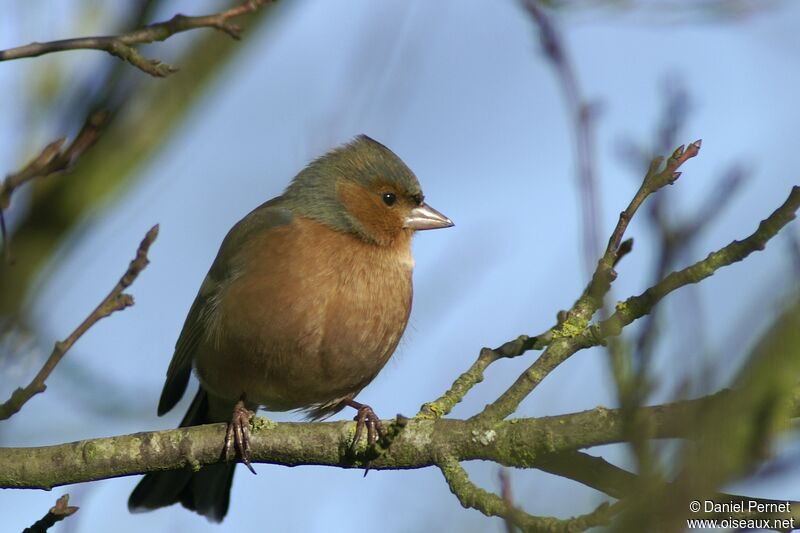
128, 135, 452, 521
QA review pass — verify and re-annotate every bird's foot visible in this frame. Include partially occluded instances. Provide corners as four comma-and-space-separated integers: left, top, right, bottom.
224, 399, 256, 475
346, 399, 386, 452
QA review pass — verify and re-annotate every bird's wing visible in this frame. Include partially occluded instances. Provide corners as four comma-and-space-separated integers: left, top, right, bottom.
156, 197, 294, 416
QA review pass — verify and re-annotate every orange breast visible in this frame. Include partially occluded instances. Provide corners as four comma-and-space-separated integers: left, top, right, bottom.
193, 216, 413, 416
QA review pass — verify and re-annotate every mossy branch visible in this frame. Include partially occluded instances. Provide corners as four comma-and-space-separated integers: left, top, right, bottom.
3, 390, 799, 489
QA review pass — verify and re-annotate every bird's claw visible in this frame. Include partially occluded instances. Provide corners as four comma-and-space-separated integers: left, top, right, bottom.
348, 401, 386, 453
224, 399, 256, 475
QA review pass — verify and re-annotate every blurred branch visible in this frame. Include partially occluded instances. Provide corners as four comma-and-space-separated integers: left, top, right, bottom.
522, 0, 601, 276
614, 85, 740, 492
0, 225, 158, 420
789, 228, 800, 279
0, 0, 278, 318
0, 111, 108, 261
0, 0, 275, 77
537, 451, 800, 524
22, 494, 78, 533
617, 291, 800, 531
541, 0, 780, 22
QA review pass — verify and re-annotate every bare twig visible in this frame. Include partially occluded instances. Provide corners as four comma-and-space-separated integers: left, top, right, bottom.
0, 111, 109, 261
0, 0, 274, 77
0, 225, 159, 420
22, 494, 78, 533
522, 0, 601, 277
567, 140, 702, 329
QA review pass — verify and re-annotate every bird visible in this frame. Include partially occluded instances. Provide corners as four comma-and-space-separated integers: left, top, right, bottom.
128, 135, 453, 522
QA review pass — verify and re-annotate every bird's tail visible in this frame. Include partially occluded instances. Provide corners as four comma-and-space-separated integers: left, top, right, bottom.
128, 388, 236, 522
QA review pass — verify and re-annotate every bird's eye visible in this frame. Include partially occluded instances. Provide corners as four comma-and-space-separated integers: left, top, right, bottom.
382, 192, 397, 206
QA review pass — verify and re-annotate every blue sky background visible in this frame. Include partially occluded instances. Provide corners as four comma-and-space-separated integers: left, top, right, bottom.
1, 1, 799, 531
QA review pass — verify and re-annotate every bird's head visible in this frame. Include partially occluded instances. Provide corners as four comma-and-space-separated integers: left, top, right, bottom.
283, 135, 453, 246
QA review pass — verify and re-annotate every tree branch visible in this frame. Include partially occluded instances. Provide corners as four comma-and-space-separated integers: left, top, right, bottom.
4, 389, 798, 489
0, 225, 159, 420
0, 0, 274, 77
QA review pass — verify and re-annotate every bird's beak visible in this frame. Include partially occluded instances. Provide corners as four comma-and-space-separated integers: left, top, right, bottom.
404, 203, 454, 230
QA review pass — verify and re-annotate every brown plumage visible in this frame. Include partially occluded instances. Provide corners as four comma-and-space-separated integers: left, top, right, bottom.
128, 135, 452, 521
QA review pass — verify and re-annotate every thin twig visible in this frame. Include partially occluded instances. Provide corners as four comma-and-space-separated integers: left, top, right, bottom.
0, 111, 109, 262
0, 225, 159, 420
22, 494, 78, 533
0, 0, 274, 77
567, 140, 702, 329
